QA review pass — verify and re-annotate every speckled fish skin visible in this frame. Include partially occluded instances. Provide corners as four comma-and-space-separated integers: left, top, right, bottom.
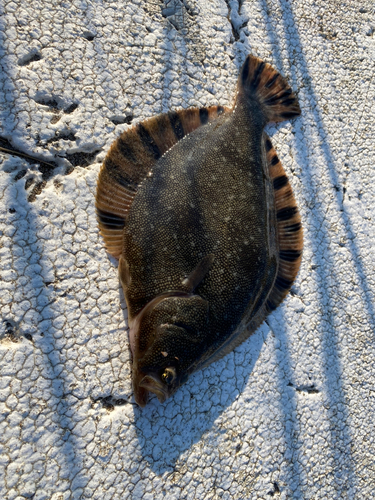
96, 55, 302, 406
121, 104, 278, 402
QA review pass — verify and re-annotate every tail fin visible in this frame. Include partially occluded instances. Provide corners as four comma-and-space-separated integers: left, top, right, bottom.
237, 55, 300, 123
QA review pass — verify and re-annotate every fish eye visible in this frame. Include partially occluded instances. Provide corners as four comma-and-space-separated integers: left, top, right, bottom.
161, 367, 176, 385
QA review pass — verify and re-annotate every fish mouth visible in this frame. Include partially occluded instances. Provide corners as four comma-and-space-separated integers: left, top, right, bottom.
134, 372, 169, 407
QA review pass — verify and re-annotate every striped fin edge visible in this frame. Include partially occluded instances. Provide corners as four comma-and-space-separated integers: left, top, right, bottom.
264, 133, 303, 312
96, 105, 231, 258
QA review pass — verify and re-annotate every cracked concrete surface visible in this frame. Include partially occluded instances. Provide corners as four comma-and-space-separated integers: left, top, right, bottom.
0, 0, 374, 498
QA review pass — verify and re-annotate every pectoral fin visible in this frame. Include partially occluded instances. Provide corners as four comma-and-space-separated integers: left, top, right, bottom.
182, 254, 215, 292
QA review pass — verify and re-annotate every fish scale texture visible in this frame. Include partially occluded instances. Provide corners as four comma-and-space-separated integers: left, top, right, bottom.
0, 0, 374, 499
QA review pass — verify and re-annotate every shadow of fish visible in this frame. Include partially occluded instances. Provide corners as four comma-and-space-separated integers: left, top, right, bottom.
96, 55, 303, 407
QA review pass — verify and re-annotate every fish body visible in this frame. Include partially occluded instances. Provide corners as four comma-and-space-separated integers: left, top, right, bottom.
96, 55, 303, 406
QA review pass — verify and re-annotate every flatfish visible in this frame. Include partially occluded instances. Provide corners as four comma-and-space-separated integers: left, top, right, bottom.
96, 55, 302, 407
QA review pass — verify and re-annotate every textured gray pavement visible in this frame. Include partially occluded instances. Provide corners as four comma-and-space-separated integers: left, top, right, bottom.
0, 0, 374, 498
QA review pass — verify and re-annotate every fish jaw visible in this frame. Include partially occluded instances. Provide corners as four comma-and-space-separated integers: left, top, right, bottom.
133, 366, 179, 406
135, 373, 169, 406
132, 378, 150, 408
131, 332, 183, 406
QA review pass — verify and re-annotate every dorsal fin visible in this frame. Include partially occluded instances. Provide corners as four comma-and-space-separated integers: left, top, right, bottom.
96, 105, 231, 258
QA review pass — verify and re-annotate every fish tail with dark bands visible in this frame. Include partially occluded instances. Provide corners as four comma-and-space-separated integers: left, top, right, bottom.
280, 98, 297, 107
264, 88, 292, 105
250, 61, 266, 90
281, 111, 300, 120
241, 57, 250, 85
237, 54, 301, 123
265, 72, 279, 89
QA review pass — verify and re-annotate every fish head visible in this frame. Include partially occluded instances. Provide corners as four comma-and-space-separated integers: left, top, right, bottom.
132, 324, 188, 407
130, 294, 209, 407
